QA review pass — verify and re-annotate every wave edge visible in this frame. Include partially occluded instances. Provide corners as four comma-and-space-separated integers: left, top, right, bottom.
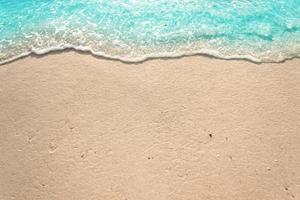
1, 45, 299, 66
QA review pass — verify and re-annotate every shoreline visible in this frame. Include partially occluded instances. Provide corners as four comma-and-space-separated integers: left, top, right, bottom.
1, 45, 300, 66
1, 52, 299, 200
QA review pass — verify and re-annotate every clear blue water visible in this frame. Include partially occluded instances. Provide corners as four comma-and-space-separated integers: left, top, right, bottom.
0, 0, 300, 63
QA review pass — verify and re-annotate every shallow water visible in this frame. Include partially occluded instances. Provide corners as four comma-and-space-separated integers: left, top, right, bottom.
0, 0, 300, 63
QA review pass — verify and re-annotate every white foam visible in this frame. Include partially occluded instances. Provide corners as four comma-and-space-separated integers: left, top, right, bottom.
0, 44, 299, 65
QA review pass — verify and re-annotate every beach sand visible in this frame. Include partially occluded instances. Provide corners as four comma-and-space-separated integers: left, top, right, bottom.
0, 52, 299, 200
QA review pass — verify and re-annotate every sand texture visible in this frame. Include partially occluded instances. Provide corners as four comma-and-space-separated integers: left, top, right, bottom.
0, 52, 300, 200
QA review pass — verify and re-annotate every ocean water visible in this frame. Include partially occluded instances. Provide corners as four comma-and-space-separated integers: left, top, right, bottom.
0, 0, 300, 64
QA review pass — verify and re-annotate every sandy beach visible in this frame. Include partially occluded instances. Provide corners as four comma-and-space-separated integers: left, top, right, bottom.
0, 52, 299, 200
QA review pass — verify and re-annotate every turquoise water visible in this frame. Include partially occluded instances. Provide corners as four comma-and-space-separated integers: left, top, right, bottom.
0, 0, 300, 63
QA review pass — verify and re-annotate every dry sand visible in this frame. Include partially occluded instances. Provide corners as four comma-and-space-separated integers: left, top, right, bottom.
0, 52, 300, 200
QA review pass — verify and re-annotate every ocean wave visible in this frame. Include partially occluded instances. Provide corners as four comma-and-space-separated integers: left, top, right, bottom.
1, 0, 300, 64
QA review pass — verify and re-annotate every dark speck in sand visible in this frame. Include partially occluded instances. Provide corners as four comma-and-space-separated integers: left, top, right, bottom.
148, 156, 154, 160
285, 187, 289, 191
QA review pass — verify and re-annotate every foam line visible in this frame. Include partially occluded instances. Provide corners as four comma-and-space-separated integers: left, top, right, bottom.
1, 44, 300, 65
